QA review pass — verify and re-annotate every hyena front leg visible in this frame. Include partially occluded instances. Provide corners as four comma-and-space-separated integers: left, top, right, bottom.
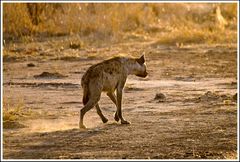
95, 103, 108, 123
116, 87, 130, 124
107, 92, 119, 122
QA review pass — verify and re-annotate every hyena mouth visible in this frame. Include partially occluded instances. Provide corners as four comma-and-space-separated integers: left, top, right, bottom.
136, 72, 148, 78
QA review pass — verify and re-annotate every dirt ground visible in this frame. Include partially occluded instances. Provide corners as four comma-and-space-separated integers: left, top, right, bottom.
2, 36, 238, 159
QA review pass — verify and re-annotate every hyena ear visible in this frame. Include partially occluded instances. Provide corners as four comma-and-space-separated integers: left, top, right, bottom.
136, 55, 145, 65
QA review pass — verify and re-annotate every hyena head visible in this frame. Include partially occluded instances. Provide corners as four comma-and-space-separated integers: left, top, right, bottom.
132, 55, 148, 78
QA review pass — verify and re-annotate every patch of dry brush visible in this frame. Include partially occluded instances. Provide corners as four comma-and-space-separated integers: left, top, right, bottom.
3, 3, 237, 45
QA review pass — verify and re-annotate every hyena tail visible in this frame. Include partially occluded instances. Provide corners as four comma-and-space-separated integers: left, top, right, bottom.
82, 85, 89, 105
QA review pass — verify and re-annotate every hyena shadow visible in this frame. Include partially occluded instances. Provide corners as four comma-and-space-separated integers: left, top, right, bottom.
81, 122, 129, 133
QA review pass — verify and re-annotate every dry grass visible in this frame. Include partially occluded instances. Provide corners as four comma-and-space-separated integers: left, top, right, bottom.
3, 3, 237, 45
154, 27, 237, 46
3, 98, 34, 129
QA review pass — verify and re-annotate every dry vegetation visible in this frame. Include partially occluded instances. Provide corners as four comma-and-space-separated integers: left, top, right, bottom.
3, 3, 237, 45
3, 98, 31, 129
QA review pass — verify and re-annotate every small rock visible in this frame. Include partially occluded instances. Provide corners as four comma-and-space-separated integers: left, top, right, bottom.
27, 63, 35, 67
231, 81, 237, 85
34, 72, 67, 79
232, 93, 237, 101
69, 42, 81, 49
154, 93, 166, 102
200, 91, 219, 101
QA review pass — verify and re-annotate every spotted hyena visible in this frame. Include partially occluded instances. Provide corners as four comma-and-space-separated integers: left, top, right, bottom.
79, 55, 148, 129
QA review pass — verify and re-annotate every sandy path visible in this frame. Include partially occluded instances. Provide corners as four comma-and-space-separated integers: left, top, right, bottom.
2, 42, 237, 159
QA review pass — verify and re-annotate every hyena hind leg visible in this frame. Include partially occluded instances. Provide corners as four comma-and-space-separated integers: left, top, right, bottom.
79, 97, 99, 129
95, 103, 108, 123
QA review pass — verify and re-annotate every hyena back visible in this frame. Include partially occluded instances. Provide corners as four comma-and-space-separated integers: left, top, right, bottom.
80, 55, 148, 129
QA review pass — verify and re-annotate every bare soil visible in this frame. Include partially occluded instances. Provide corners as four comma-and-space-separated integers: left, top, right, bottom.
2, 36, 238, 159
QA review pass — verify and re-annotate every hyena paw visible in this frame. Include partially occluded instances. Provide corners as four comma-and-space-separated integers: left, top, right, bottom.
114, 113, 120, 122
79, 124, 87, 129
121, 120, 131, 125
102, 117, 108, 123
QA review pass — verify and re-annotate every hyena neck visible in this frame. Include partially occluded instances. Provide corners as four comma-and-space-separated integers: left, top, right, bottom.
124, 58, 138, 76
